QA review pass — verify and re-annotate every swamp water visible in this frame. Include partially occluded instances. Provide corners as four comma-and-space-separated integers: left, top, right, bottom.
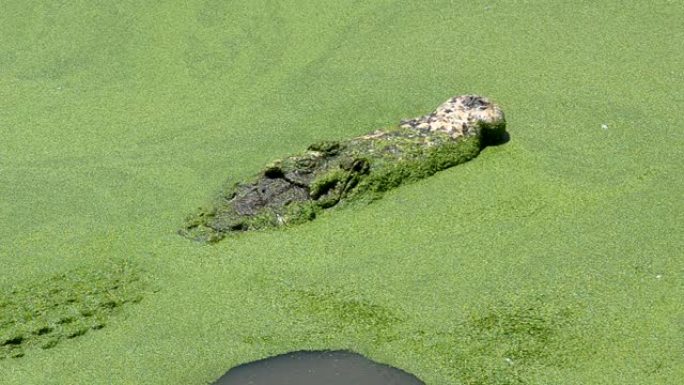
211, 349, 425, 385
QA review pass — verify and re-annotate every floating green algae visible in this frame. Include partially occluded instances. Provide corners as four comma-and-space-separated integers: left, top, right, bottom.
406, 295, 587, 385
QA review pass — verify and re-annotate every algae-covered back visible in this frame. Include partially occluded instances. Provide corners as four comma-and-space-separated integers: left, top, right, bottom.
0, 259, 152, 360
179, 95, 506, 243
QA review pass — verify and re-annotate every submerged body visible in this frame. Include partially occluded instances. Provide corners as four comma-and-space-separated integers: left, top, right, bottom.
180, 95, 506, 243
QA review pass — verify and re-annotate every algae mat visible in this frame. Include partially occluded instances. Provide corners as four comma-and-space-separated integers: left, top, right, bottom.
1, 1, 682, 384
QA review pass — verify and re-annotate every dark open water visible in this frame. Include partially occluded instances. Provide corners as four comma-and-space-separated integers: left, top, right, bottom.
211, 349, 425, 385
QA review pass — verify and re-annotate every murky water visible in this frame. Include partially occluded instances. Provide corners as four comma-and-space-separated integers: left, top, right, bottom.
211, 349, 425, 385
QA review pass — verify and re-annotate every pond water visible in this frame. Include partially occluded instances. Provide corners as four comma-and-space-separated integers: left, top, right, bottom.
211, 349, 425, 385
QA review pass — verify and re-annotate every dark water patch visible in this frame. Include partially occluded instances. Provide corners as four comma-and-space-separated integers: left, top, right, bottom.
1, 334, 23, 346
0, 259, 154, 360
211, 349, 425, 385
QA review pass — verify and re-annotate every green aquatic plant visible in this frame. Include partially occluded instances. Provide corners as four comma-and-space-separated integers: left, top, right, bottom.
406, 295, 586, 385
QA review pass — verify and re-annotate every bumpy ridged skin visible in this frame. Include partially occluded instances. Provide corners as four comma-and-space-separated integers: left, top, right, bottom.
180, 95, 506, 243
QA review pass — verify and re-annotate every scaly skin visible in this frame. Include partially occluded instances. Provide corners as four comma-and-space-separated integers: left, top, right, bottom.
179, 95, 506, 243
